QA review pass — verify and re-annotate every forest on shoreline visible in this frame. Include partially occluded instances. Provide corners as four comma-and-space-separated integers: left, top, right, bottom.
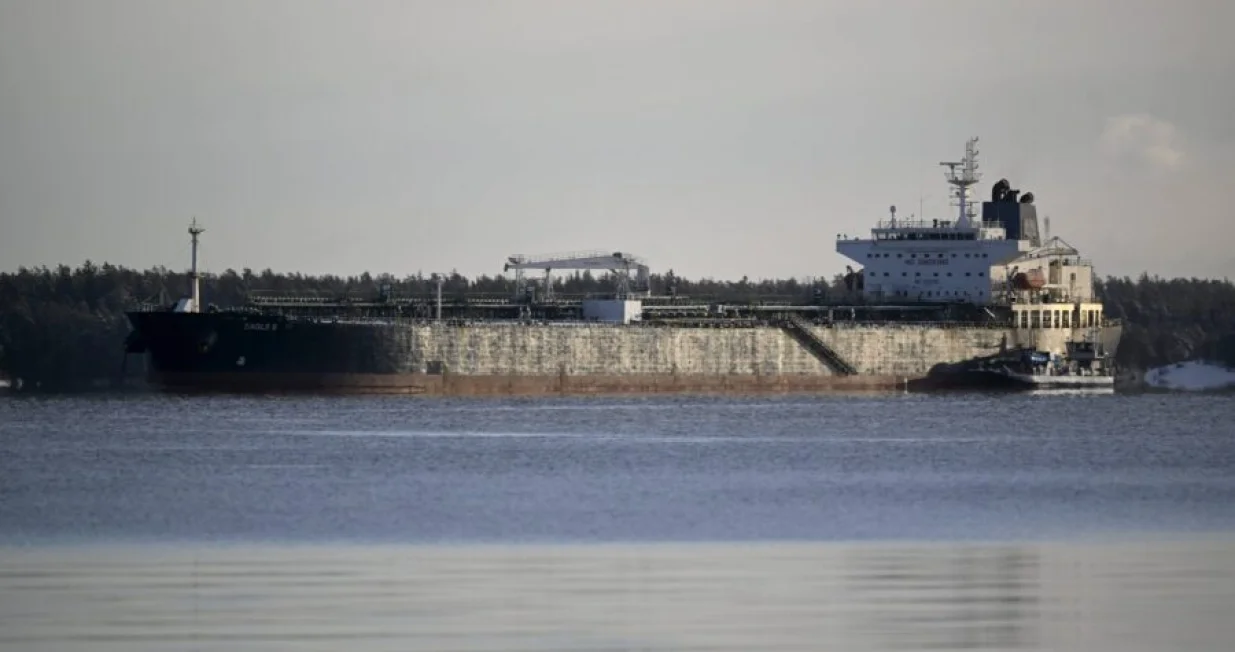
2, 262, 1234, 391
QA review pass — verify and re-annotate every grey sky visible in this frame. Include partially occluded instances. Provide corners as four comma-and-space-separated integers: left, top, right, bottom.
2, 0, 1232, 281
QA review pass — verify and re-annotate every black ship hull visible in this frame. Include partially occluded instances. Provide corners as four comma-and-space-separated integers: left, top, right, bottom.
125, 310, 424, 393
122, 309, 911, 395
125, 308, 1121, 396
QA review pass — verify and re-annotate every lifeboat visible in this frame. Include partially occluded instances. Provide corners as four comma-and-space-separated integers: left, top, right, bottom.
1012, 269, 1046, 290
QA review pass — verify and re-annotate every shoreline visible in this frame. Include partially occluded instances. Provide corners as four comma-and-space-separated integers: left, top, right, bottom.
8, 369, 1232, 396
140, 371, 916, 396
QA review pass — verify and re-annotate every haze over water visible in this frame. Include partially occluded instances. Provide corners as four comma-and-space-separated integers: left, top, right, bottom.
2, 392, 1234, 650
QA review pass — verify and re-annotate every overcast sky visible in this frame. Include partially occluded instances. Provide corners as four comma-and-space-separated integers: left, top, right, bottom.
2, 0, 1232, 281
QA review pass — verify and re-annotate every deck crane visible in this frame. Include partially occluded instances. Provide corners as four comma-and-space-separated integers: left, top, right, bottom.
503, 250, 651, 302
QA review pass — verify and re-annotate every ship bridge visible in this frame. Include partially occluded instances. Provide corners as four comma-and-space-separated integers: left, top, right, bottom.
836, 137, 1044, 306
868, 217, 1007, 242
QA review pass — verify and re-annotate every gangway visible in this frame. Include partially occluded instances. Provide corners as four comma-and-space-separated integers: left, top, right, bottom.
778, 313, 858, 376
504, 250, 651, 301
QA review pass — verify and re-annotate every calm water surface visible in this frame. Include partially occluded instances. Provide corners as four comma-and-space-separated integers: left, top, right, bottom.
1, 392, 1233, 650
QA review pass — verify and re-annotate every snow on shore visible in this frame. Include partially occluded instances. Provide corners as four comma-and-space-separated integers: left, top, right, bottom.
1144, 361, 1235, 392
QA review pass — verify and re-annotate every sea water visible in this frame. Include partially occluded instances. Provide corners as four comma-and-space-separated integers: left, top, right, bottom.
2, 392, 1233, 650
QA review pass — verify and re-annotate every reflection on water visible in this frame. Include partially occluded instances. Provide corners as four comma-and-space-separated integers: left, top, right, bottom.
847, 546, 1040, 650
3, 540, 1234, 652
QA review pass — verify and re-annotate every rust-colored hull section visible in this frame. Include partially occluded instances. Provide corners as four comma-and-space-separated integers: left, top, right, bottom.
147, 371, 916, 396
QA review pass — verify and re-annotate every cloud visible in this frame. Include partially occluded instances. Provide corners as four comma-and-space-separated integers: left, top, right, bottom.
1100, 113, 1186, 171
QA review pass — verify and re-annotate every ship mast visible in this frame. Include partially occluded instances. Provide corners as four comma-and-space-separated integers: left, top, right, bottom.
188, 218, 204, 313
939, 137, 980, 228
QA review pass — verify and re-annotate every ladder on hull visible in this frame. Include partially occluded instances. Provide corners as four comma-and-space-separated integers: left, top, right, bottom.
778, 314, 858, 376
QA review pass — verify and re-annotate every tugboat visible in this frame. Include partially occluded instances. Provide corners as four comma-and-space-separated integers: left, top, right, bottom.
937, 339, 1116, 391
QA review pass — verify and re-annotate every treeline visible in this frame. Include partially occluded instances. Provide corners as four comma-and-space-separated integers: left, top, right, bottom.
0, 263, 832, 390
1, 262, 1233, 390
1096, 275, 1235, 373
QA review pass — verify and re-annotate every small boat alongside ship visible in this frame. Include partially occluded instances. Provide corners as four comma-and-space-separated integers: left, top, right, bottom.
919, 340, 1116, 391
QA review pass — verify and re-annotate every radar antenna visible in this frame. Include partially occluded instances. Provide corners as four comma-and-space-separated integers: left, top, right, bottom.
939, 137, 980, 228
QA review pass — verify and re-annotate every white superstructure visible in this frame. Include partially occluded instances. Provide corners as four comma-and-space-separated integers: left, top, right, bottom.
837, 138, 1052, 306
835, 138, 1118, 362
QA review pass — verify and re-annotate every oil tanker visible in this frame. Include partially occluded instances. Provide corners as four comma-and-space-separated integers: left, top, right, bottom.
124, 138, 1122, 395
